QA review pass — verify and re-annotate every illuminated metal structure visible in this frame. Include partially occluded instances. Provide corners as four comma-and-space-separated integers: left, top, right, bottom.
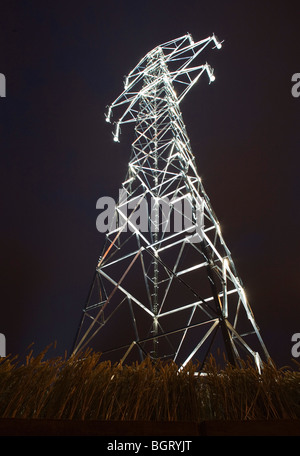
73, 34, 270, 370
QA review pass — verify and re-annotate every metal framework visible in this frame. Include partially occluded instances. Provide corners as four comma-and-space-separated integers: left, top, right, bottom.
73, 34, 270, 371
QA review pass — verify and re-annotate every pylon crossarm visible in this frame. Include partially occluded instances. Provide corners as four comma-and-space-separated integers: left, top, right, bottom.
105, 34, 222, 142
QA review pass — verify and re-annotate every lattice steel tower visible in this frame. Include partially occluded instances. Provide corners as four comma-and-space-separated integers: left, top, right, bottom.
73, 34, 270, 371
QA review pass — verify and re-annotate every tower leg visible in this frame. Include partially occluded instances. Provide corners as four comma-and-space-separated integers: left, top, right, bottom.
201, 241, 237, 366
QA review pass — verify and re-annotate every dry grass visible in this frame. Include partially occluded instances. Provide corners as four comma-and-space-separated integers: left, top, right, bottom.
0, 346, 299, 421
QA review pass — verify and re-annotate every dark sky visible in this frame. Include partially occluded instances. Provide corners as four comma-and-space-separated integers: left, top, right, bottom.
0, 0, 299, 367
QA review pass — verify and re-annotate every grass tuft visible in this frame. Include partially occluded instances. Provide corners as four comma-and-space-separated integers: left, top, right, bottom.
0, 347, 299, 421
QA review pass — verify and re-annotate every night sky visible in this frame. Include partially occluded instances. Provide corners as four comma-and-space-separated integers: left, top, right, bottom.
0, 1, 299, 368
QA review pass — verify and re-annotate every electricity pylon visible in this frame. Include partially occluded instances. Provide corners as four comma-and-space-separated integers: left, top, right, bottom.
73, 33, 270, 371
